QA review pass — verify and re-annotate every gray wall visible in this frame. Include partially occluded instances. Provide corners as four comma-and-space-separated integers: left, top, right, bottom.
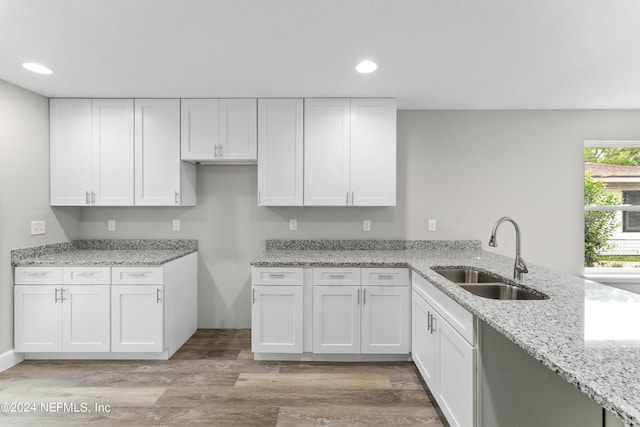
2, 82, 640, 332
78, 109, 640, 329
0, 80, 81, 353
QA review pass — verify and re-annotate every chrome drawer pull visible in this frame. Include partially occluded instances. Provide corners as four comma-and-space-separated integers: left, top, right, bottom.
268, 274, 286, 279
26, 272, 46, 277
127, 273, 147, 277
328, 274, 346, 279
377, 274, 394, 279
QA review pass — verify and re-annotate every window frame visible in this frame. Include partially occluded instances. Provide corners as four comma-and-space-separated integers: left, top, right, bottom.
584, 140, 640, 279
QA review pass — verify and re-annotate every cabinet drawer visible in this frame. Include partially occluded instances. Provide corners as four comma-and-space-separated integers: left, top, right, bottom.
412, 272, 474, 344
252, 267, 303, 286
361, 268, 409, 286
63, 267, 111, 284
111, 267, 164, 285
313, 268, 361, 286
15, 267, 63, 285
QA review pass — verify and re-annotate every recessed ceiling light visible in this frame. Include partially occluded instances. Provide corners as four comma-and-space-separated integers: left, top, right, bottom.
356, 60, 377, 74
22, 62, 53, 75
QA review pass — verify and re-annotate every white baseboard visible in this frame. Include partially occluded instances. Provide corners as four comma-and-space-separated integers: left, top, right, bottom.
0, 349, 24, 372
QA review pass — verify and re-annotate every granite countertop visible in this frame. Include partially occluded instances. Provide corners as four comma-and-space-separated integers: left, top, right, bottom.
252, 239, 640, 426
12, 239, 198, 266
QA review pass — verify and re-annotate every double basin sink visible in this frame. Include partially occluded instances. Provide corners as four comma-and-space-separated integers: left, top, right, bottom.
431, 267, 549, 301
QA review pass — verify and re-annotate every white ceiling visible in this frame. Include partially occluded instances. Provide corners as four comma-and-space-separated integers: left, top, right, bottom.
1, 0, 640, 109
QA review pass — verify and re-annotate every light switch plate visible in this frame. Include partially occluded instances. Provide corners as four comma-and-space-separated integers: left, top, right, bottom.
30, 221, 46, 235
428, 219, 437, 231
289, 219, 297, 231
173, 219, 180, 231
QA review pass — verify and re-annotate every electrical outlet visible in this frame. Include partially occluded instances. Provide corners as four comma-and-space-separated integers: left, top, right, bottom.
428, 219, 437, 232
172, 219, 180, 231
289, 219, 298, 231
108, 220, 116, 231
363, 219, 371, 232
30, 221, 46, 235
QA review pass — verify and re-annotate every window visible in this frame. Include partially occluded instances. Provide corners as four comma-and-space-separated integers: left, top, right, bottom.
584, 141, 640, 272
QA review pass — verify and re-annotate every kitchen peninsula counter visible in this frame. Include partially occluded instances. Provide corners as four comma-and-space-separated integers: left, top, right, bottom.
252, 239, 640, 426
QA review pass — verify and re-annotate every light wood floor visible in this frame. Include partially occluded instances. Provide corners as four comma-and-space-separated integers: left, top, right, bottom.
0, 330, 446, 426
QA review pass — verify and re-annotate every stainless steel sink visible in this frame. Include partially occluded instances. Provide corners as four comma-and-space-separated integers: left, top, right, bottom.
431, 267, 549, 301
431, 268, 502, 284
458, 283, 547, 300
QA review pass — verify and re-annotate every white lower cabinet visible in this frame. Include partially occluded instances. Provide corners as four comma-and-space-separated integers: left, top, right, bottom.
412, 273, 476, 427
14, 253, 197, 359
251, 267, 409, 357
111, 285, 163, 352
250, 268, 304, 353
15, 284, 111, 353
312, 268, 410, 354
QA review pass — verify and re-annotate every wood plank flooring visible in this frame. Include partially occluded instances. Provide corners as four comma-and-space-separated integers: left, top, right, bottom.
0, 329, 446, 426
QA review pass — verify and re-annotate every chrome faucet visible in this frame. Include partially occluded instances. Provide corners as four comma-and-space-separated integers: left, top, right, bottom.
488, 216, 529, 280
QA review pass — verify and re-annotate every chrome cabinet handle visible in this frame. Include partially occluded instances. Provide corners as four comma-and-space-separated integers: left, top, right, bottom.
351, 191, 354, 205
214, 145, 219, 157
54, 288, 60, 303
357, 288, 361, 305
127, 272, 146, 277
363, 289, 366, 305
60, 288, 67, 302
427, 311, 432, 333
91, 192, 96, 205
219, 144, 223, 157
86, 191, 91, 205
156, 288, 161, 303
174, 191, 179, 205
76, 271, 96, 277
26, 272, 46, 277
258, 191, 262, 205
252, 289, 256, 304
346, 192, 349, 205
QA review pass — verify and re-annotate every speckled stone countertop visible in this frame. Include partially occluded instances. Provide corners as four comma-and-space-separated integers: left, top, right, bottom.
12, 239, 198, 266
252, 240, 640, 426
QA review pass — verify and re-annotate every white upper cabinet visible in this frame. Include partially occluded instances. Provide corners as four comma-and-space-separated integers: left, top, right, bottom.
350, 98, 397, 206
50, 99, 93, 206
304, 98, 351, 206
50, 99, 134, 206
257, 98, 304, 206
135, 99, 196, 206
92, 99, 135, 206
303, 98, 397, 206
181, 99, 219, 160
181, 98, 257, 163
219, 99, 257, 161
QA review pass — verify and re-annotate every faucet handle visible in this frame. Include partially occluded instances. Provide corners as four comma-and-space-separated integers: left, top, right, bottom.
516, 256, 529, 274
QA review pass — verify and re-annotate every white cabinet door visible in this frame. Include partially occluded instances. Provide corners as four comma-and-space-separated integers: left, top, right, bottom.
350, 98, 396, 206
257, 98, 304, 206
14, 285, 62, 352
361, 285, 410, 354
312, 285, 361, 354
304, 98, 351, 206
412, 291, 438, 389
50, 99, 93, 206
251, 285, 303, 353
92, 99, 134, 206
181, 98, 219, 161
436, 312, 475, 427
61, 285, 111, 352
111, 285, 163, 352
219, 98, 257, 161
135, 99, 196, 206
